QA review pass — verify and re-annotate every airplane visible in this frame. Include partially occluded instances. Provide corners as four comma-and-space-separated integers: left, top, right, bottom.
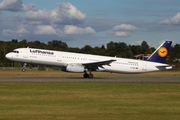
5, 41, 172, 78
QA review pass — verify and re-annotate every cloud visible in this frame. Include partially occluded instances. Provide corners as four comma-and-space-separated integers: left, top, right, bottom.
0, 0, 34, 11
112, 24, 138, 31
2, 25, 29, 37
171, 13, 180, 24
160, 13, 180, 24
0, 1, 96, 47
16, 25, 29, 35
0, 2, 92, 37
159, 19, 171, 24
108, 24, 138, 37
2, 29, 14, 36
131, 41, 143, 45
114, 32, 130, 37
53, 3, 86, 22
25, 10, 49, 20
33, 25, 96, 35
25, 2, 86, 25
63, 25, 96, 35
34, 25, 57, 35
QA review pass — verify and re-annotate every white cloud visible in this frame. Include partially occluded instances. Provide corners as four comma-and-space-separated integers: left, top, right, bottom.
2, 25, 29, 37
16, 25, 29, 35
131, 41, 143, 45
25, 10, 50, 20
25, 2, 86, 25
0, 2, 90, 37
53, 3, 86, 21
34, 25, 57, 35
63, 25, 96, 35
171, 13, 180, 24
112, 24, 138, 31
160, 13, 180, 24
114, 32, 129, 37
159, 19, 171, 24
0, 0, 34, 11
108, 24, 138, 37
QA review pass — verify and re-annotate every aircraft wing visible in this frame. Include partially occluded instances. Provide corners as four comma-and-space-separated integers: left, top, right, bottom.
82, 59, 116, 71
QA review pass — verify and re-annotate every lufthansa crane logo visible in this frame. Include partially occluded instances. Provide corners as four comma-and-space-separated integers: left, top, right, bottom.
158, 47, 168, 57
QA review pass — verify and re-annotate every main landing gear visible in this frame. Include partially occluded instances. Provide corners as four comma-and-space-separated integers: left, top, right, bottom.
83, 70, 94, 79
22, 63, 26, 72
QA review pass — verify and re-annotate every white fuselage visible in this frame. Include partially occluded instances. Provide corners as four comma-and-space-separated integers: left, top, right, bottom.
6, 48, 170, 73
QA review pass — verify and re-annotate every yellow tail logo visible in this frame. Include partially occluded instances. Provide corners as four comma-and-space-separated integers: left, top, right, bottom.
158, 47, 168, 57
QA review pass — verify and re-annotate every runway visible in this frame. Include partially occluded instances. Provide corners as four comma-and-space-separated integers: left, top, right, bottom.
0, 76, 180, 82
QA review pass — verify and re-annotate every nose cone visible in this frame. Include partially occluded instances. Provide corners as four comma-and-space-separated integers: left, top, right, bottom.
5, 53, 11, 59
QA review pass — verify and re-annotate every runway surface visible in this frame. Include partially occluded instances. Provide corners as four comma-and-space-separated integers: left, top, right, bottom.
0, 76, 180, 82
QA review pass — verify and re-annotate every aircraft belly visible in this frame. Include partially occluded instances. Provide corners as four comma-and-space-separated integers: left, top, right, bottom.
30, 59, 63, 66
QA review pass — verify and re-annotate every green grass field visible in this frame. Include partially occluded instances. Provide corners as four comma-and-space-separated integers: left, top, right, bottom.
0, 82, 180, 120
0, 70, 180, 119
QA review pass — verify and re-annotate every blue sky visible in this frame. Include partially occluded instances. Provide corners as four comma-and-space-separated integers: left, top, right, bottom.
0, 0, 180, 47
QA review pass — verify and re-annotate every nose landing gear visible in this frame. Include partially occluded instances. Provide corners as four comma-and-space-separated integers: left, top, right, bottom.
22, 63, 26, 72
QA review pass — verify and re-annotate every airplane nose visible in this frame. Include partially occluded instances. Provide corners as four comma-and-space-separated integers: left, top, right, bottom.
5, 53, 11, 59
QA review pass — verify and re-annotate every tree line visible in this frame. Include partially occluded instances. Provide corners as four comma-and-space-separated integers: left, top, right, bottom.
0, 39, 180, 67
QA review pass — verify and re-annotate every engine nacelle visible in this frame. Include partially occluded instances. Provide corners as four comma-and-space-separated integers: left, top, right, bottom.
65, 63, 85, 73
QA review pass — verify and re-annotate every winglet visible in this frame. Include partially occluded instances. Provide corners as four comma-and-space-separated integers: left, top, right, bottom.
146, 41, 172, 63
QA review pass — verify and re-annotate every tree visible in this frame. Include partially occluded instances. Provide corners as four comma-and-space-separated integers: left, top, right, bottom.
80, 45, 93, 54
28, 41, 47, 49
106, 41, 132, 58
129, 45, 141, 56
19, 39, 28, 47
116, 42, 132, 58
169, 44, 180, 62
92, 45, 106, 56
68, 47, 80, 53
140, 41, 151, 55
47, 40, 68, 51
106, 41, 117, 57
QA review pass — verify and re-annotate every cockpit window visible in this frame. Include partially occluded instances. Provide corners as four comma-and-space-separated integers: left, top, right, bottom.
13, 51, 19, 53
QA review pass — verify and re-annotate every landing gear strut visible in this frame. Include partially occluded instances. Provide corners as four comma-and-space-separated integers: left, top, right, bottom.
83, 70, 94, 79
22, 63, 27, 72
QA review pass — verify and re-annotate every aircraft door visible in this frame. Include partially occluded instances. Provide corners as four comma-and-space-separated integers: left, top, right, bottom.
142, 62, 147, 71
23, 48, 28, 58
57, 53, 62, 62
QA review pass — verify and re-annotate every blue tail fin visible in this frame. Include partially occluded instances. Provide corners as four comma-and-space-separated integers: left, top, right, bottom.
146, 41, 172, 63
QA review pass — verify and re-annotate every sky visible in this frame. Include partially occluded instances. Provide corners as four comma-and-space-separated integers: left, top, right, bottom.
0, 0, 180, 48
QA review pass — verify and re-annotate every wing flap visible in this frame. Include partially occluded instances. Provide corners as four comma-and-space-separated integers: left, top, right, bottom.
82, 59, 116, 71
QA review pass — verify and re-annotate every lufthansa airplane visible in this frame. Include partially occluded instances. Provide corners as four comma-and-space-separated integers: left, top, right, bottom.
6, 41, 172, 78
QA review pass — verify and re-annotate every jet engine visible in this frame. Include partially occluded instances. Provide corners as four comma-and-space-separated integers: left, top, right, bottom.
63, 63, 85, 72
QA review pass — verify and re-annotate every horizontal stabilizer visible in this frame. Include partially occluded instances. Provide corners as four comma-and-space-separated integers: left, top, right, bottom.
156, 65, 172, 70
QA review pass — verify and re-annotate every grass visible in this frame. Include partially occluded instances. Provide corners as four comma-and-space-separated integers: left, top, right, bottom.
0, 70, 180, 119
0, 82, 180, 119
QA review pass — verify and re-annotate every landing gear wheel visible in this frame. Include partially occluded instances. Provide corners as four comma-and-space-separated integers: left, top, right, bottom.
83, 69, 94, 79
83, 73, 89, 78
22, 63, 27, 72
88, 73, 94, 79
22, 68, 26, 72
